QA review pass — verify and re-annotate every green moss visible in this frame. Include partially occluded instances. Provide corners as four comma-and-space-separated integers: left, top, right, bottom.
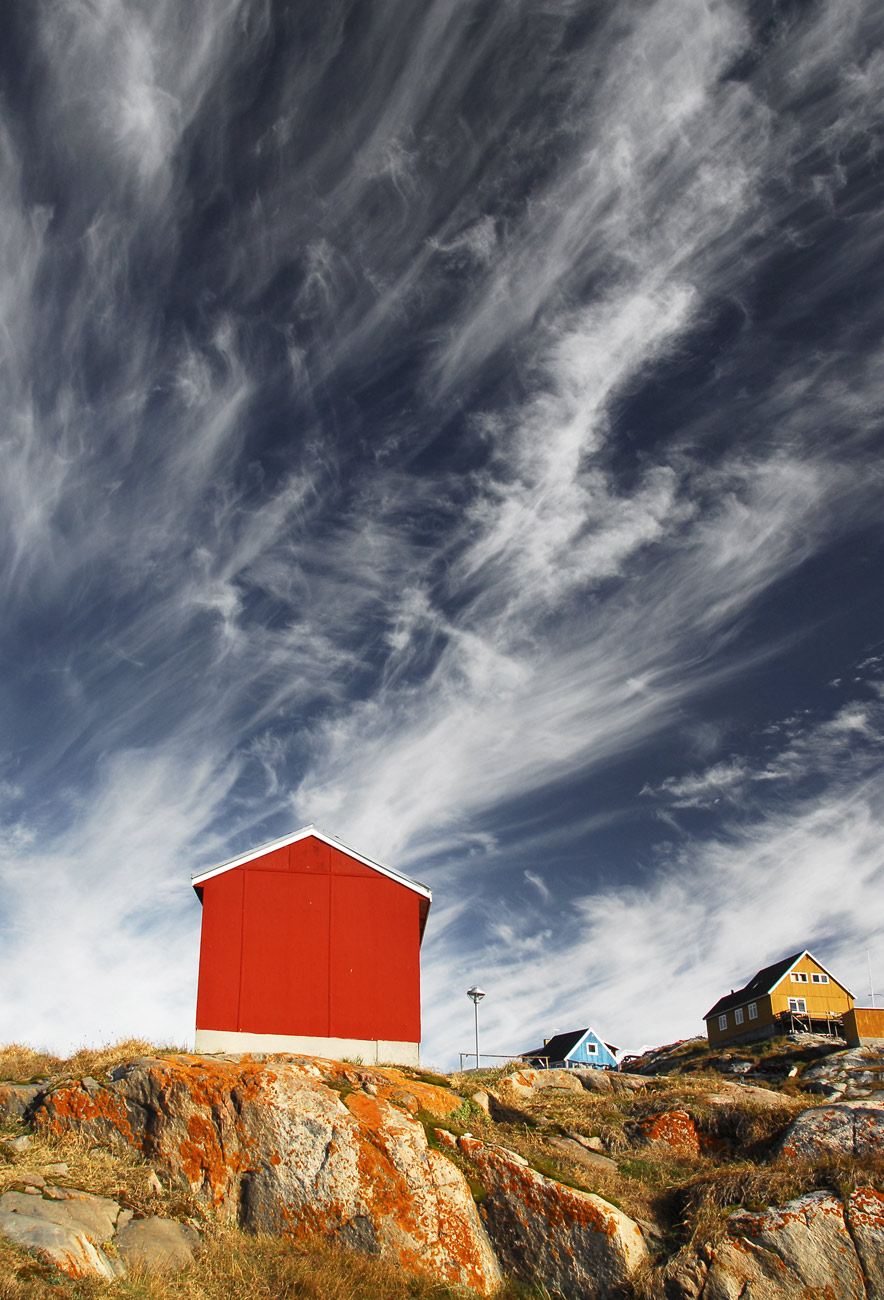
406, 1069, 452, 1089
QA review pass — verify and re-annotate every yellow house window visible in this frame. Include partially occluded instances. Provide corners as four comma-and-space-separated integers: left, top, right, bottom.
789, 997, 807, 1013
811, 973, 829, 984
790, 972, 808, 982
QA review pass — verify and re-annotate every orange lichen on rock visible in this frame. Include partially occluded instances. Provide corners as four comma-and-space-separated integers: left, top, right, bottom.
28, 1053, 501, 1294
457, 1134, 646, 1300
35, 1081, 140, 1149
636, 1110, 701, 1157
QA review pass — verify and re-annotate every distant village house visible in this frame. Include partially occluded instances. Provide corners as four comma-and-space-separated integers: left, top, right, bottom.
704, 949, 884, 1047
192, 825, 431, 1066
519, 1027, 618, 1070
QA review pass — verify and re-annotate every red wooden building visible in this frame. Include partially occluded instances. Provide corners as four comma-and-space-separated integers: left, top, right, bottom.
192, 825, 431, 1065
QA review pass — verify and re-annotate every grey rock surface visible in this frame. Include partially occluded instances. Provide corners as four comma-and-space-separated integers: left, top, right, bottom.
115, 1216, 200, 1273
0, 1187, 122, 1241
669, 1191, 870, 1300
546, 1136, 618, 1172
846, 1187, 884, 1300
775, 1100, 884, 1159
802, 1047, 884, 1099
459, 1135, 647, 1300
33, 1055, 503, 1295
0, 1209, 121, 1280
0, 1082, 43, 1122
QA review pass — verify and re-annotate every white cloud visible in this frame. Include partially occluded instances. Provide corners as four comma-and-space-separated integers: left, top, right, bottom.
420, 693, 884, 1065
0, 0, 881, 1060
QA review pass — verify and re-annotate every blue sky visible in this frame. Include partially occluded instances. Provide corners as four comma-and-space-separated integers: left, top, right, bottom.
0, 0, 881, 1064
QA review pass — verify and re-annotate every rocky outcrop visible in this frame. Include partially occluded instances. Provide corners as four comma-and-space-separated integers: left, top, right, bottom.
115, 1216, 202, 1274
454, 1134, 647, 1300
802, 1047, 884, 1100
492, 1066, 646, 1116
635, 1110, 701, 1157
846, 1186, 884, 1297
775, 1100, 884, 1160
0, 1184, 198, 1280
669, 1189, 884, 1300
495, 1067, 585, 1107
32, 1054, 502, 1295
0, 1082, 43, 1123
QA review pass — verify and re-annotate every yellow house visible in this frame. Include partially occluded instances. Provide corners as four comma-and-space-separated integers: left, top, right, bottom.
704, 950, 853, 1047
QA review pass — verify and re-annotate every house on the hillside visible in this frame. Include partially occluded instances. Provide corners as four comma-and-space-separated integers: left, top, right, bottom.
192, 824, 431, 1066
519, 1028, 618, 1070
704, 950, 853, 1047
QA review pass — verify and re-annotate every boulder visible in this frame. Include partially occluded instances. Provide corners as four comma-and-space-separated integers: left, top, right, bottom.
458, 1135, 647, 1300
673, 1191, 868, 1300
115, 1216, 200, 1273
495, 1068, 585, 1105
33, 1054, 502, 1295
635, 1110, 700, 1157
0, 1082, 42, 1123
0, 1187, 121, 1242
0, 1210, 120, 1280
846, 1186, 884, 1297
775, 1100, 884, 1160
570, 1069, 615, 1094
546, 1136, 618, 1172
0, 1187, 125, 1281
701, 1081, 788, 1109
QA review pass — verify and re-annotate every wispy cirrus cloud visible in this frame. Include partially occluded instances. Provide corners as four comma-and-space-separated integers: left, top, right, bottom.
0, 0, 881, 1058
420, 687, 884, 1064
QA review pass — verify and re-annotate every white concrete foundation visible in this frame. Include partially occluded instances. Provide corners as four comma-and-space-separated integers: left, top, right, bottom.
194, 1028, 420, 1066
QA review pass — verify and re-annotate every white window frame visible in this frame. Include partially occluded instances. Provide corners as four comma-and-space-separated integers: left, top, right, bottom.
748, 1002, 758, 1020
788, 997, 807, 1014
734, 1007, 744, 1025
718, 1013, 727, 1030
811, 973, 829, 984
790, 972, 808, 982
585, 1042, 597, 1054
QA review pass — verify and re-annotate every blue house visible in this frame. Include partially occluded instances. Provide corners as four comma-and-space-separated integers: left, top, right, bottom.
519, 1027, 618, 1070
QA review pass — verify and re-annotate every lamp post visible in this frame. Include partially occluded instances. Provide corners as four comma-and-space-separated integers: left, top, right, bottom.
467, 985, 485, 1069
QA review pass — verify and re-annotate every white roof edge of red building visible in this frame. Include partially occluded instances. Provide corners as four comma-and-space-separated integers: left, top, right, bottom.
190, 823, 432, 901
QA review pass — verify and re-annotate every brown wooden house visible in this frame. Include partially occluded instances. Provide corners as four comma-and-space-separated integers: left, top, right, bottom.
704, 950, 853, 1046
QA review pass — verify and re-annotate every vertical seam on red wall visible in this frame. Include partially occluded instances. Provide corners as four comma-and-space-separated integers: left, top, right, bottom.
237, 871, 246, 1031
327, 871, 333, 1036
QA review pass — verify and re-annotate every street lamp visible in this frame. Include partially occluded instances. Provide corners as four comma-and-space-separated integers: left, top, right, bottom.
467, 985, 485, 1069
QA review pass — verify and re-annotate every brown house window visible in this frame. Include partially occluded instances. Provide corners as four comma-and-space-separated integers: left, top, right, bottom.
718, 1014, 727, 1030
748, 1002, 758, 1019
734, 1007, 744, 1025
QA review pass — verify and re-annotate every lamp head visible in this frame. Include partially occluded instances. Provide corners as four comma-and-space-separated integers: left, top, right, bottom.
467, 985, 485, 1004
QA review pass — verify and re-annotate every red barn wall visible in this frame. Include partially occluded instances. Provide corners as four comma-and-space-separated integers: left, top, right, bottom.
195, 837, 422, 1044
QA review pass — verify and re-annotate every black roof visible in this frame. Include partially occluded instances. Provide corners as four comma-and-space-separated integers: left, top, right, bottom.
704, 952, 802, 1019
520, 1029, 588, 1062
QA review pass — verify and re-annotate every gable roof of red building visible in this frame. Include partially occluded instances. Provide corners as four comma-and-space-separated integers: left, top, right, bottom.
191, 823, 432, 902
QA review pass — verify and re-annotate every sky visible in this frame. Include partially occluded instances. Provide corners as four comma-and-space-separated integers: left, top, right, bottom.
0, 0, 882, 1065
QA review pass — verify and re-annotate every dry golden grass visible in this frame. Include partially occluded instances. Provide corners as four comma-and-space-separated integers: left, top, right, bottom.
0, 1045, 65, 1084
0, 1128, 203, 1224
0, 1039, 876, 1297
0, 1225, 534, 1300
0, 1041, 185, 1086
